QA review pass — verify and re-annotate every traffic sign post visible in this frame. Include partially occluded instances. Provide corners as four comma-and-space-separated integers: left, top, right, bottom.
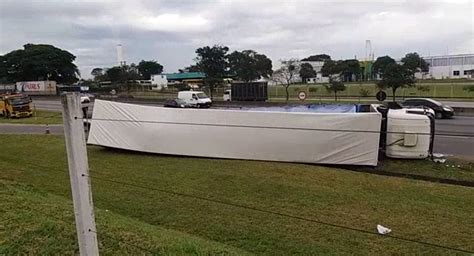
376, 90, 387, 102
298, 91, 307, 101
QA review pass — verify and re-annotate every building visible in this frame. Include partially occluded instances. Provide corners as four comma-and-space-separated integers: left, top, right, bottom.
300, 60, 329, 83
422, 54, 474, 79
277, 60, 329, 84
151, 72, 207, 90
150, 74, 168, 90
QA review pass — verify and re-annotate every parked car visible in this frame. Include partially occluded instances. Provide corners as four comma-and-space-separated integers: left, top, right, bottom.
401, 98, 454, 119
177, 91, 212, 108
163, 98, 189, 108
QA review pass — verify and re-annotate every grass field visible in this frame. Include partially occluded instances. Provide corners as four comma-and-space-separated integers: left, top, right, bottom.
118, 81, 474, 102
268, 81, 474, 100
0, 110, 62, 124
1, 134, 473, 254
0, 181, 245, 255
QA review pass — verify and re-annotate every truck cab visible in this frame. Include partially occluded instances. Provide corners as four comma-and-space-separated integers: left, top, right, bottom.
177, 91, 212, 108
0, 94, 33, 118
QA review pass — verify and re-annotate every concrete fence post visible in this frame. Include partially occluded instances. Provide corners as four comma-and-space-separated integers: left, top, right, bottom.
61, 93, 99, 256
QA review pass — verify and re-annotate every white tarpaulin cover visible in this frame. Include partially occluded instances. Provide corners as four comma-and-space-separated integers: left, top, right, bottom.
88, 100, 382, 166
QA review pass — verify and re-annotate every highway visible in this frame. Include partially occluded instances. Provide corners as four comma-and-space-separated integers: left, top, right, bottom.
3, 98, 473, 160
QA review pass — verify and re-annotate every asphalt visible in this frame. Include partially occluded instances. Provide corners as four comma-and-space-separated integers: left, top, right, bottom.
3, 98, 473, 160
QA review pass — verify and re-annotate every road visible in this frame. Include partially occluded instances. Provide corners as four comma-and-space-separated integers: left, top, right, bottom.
5, 98, 474, 160
434, 116, 474, 159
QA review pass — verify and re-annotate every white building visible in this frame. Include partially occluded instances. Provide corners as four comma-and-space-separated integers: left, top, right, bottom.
276, 60, 329, 84
300, 60, 329, 83
150, 74, 168, 90
423, 54, 474, 79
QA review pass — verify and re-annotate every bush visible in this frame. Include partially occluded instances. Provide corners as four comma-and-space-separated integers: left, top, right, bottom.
175, 83, 191, 91
309, 87, 318, 93
463, 85, 474, 92
293, 87, 300, 92
417, 85, 430, 92
359, 88, 370, 97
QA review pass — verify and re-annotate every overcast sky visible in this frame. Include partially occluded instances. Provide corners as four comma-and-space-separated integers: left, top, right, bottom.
1, 0, 473, 78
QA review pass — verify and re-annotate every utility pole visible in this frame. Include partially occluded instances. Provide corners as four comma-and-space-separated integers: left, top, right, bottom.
61, 93, 99, 256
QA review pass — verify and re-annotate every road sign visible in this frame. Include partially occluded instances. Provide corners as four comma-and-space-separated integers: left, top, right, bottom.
376, 90, 387, 101
298, 91, 307, 101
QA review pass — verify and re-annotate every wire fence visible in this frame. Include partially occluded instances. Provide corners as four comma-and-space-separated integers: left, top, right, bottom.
1, 155, 473, 254
82, 116, 474, 139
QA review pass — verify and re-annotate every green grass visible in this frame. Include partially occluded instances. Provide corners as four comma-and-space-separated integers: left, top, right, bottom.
377, 158, 474, 182
0, 181, 247, 255
0, 110, 63, 124
118, 81, 474, 102
268, 81, 474, 100
1, 134, 473, 254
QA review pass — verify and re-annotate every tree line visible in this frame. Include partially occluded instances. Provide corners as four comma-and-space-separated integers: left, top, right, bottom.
0, 43, 430, 102
276, 52, 428, 101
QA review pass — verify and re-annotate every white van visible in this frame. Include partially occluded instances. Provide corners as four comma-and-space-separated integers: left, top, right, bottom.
177, 91, 212, 108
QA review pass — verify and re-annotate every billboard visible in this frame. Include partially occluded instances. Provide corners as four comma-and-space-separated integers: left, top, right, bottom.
16, 81, 57, 95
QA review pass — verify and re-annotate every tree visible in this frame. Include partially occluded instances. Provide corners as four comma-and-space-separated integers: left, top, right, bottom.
0, 55, 7, 83
137, 60, 163, 80
91, 68, 107, 82
377, 62, 415, 102
301, 54, 331, 62
321, 59, 338, 77
325, 77, 346, 101
106, 64, 141, 93
401, 52, 429, 74
273, 59, 299, 101
373, 56, 396, 75
342, 59, 361, 82
179, 64, 200, 73
0, 44, 79, 83
228, 50, 272, 83
299, 63, 316, 83
195, 45, 229, 99
321, 60, 348, 100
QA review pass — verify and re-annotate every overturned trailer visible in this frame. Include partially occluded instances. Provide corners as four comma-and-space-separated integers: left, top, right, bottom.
87, 100, 433, 166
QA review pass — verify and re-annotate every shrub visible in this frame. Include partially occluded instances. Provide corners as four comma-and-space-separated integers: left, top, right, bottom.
417, 85, 430, 92
463, 85, 474, 92
359, 88, 370, 97
309, 87, 318, 93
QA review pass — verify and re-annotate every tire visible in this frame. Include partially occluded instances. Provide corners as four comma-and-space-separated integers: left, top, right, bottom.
197, 104, 201, 108
435, 112, 443, 119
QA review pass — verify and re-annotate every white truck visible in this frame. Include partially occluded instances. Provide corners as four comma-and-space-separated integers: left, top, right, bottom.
177, 91, 212, 108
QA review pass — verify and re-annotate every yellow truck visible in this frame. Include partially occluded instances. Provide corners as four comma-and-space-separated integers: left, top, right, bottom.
0, 94, 34, 118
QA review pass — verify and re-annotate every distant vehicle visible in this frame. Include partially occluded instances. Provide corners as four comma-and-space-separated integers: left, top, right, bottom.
16, 81, 57, 95
81, 95, 91, 104
163, 98, 189, 108
177, 91, 212, 108
0, 94, 33, 118
223, 89, 231, 101
226, 82, 268, 101
401, 98, 454, 119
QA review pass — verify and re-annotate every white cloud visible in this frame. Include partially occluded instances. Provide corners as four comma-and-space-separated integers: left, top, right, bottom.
1, 0, 473, 79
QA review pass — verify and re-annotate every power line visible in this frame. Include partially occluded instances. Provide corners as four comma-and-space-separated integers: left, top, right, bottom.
83, 173, 474, 254
1, 155, 473, 253
83, 117, 474, 138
